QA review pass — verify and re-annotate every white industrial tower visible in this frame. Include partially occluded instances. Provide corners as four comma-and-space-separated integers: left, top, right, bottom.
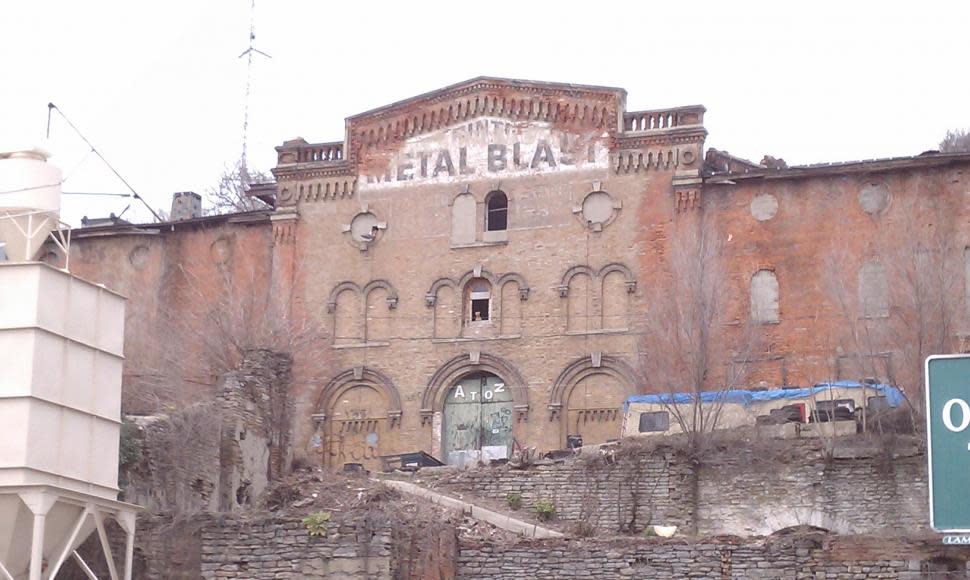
0, 148, 137, 579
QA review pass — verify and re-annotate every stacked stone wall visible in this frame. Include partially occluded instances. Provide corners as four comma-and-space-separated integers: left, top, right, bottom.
428, 439, 929, 536
457, 536, 970, 579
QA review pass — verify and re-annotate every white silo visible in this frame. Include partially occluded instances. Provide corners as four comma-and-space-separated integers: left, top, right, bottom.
0, 148, 63, 263
0, 148, 137, 580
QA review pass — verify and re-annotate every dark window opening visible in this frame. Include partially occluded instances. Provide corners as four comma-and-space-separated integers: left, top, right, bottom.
471, 298, 490, 321
638, 411, 670, 433
758, 404, 806, 425
813, 398, 856, 422
486, 190, 508, 231
867, 395, 889, 412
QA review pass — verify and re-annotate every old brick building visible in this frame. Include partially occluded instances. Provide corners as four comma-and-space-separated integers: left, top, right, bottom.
62, 77, 970, 470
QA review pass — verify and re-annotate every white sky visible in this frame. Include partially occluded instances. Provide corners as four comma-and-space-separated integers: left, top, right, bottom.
2, 1, 968, 225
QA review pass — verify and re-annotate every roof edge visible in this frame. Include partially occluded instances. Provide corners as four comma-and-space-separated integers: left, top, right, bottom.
347, 76, 627, 121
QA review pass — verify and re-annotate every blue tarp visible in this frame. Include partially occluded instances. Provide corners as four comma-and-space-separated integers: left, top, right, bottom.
623, 381, 906, 412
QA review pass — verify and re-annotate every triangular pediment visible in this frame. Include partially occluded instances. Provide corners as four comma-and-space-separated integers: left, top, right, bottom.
347, 78, 625, 186
273, 78, 708, 190
348, 76, 626, 125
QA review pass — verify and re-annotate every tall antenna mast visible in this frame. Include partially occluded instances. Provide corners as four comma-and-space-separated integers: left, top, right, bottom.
238, 0, 271, 185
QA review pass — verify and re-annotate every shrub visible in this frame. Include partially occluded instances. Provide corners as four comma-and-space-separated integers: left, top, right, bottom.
533, 499, 555, 521
303, 512, 332, 537
506, 492, 522, 510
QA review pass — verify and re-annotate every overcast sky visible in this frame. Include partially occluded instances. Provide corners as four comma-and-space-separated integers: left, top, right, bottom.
2, 1, 968, 225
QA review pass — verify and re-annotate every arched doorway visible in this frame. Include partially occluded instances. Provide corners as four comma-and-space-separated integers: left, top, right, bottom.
564, 374, 627, 447
442, 373, 513, 465
315, 366, 403, 472
326, 384, 387, 469
551, 355, 637, 449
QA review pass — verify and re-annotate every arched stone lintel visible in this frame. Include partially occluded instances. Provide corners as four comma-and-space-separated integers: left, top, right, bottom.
362, 278, 399, 309
425, 277, 457, 307
760, 508, 855, 536
326, 281, 362, 313
559, 265, 596, 293
456, 268, 497, 290
316, 366, 404, 428
421, 352, 529, 424
497, 272, 531, 300
598, 262, 637, 293
548, 354, 638, 418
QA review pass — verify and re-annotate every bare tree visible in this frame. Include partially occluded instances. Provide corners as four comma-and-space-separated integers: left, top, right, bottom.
822, 193, 964, 419
127, 236, 329, 412
939, 128, 970, 153
207, 159, 272, 214
638, 212, 761, 452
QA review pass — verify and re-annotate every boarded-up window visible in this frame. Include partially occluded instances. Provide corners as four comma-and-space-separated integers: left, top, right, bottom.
499, 281, 521, 336
333, 289, 363, 345
601, 270, 629, 330
750, 270, 779, 323
433, 286, 460, 339
638, 411, 669, 433
451, 193, 476, 245
364, 287, 390, 343
859, 261, 889, 318
567, 273, 594, 332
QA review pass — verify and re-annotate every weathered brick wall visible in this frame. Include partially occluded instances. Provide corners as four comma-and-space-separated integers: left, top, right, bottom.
458, 535, 970, 579
428, 440, 930, 536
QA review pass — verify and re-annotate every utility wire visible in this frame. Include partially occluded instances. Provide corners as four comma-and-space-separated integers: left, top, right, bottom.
47, 103, 162, 222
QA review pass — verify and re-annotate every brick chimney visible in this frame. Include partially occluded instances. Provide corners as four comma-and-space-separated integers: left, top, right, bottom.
171, 191, 202, 221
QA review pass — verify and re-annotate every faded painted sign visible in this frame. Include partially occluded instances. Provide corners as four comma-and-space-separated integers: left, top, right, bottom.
360, 118, 609, 190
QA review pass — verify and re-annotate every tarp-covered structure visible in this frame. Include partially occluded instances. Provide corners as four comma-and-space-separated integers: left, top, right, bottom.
623, 381, 906, 411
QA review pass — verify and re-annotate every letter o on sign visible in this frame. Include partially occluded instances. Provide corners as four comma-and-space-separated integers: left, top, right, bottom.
943, 398, 970, 432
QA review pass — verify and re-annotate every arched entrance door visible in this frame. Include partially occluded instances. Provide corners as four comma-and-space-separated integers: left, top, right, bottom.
442, 373, 513, 465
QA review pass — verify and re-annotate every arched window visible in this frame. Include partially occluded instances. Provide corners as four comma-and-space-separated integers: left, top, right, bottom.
858, 261, 889, 318
751, 270, 779, 323
466, 278, 491, 322
485, 190, 508, 232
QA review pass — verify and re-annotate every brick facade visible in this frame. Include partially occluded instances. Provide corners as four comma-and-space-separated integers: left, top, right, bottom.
62, 77, 970, 470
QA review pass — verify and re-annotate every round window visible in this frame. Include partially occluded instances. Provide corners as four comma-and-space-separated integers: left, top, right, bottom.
582, 191, 613, 224
350, 212, 380, 242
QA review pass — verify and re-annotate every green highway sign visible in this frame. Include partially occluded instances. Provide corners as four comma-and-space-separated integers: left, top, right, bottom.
926, 355, 970, 532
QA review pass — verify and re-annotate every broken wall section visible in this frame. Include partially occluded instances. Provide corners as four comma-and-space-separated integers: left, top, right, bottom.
123, 349, 292, 514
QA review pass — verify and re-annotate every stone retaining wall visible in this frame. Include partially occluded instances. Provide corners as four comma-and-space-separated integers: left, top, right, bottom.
458, 535, 970, 579
426, 439, 929, 536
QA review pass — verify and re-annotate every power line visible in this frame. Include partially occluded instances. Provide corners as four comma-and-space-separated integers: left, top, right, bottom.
46, 103, 162, 222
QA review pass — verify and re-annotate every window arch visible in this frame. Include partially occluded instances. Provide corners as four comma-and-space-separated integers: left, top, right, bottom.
466, 277, 492, 322
485, 190, 508, 232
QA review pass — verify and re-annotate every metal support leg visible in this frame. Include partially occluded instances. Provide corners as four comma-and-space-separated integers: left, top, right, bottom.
116, 511, 136, 580
29, 511, 47, 580
71, 552, 99, 580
